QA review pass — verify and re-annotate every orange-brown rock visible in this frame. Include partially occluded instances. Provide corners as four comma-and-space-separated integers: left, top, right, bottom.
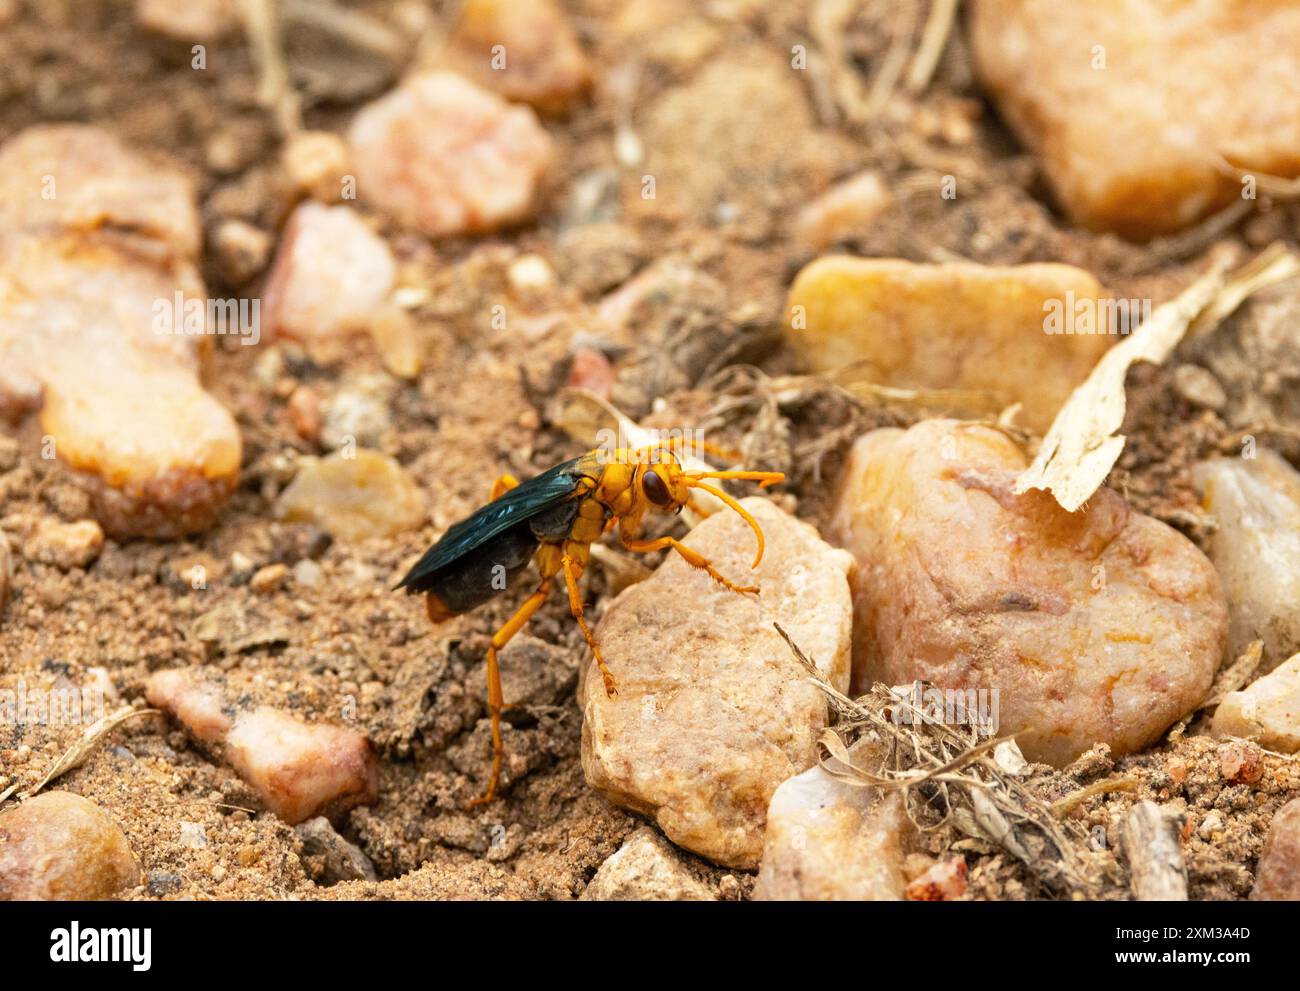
971, 0, 1300, 239
786, 257, 1114, 433
146, 669, 379, 824
830, 420, 1227, 766
0, 792, 139, 900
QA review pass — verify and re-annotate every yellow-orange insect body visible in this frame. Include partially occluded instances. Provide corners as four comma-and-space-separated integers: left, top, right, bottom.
396, 440, 783, 806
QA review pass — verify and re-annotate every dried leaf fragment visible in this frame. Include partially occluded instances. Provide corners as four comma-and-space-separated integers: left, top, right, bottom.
1016, 244, 1300, 511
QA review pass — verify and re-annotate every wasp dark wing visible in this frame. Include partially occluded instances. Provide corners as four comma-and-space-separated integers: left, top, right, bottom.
395, 457, 588, 594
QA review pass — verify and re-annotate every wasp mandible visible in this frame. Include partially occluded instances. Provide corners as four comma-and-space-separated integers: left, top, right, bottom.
395, 439, 784, 806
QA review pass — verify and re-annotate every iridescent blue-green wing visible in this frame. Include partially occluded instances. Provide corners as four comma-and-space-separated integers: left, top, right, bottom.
395, 457, 589, 593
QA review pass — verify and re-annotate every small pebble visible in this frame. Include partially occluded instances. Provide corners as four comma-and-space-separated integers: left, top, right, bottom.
147, 870, 181, 897
209, 218, 273, 288
1219, 741, 1264, 785
287, 386, 323, 444
263, 202, 396, 341
178, 820, 208, 849
281, 130, 351, 204
321, 374, 395, 451
1195, 451, 1300, 666
1197, 810, 1225, 841
168, 552, 223, 590
347, 71, 553, 237
368, 304, 422, 380
25, 519, 104, 570
1173, 364, 1227, 411
0, 792, 139, 900
971, 0, 1300, 237
0, 125, 240, 538
135, 0, 238, 42
754, 745, 907, 901
507, 253, 558, 306
147, 669, 379, 824
904, 858, 968, 901
441, 0, 593, 115
276, 450, 425, 541
786, 258, 1113, 432
1253, 798, 1300, 900
566, 346, 615, 400
295, 816, 377, 885
581, 828, 712, 901
1213, 653, 1300, 753
292, 558, 323, 587
250, 562, 289, 594
792, 170, 892, 251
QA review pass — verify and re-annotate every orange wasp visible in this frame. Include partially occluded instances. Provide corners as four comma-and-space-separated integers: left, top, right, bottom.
396, 439, 783, 805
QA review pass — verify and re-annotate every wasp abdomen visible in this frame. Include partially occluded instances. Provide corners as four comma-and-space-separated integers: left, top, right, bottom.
416, 523, 539, 623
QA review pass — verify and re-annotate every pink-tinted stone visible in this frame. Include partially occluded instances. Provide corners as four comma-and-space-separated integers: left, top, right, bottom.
348, 71, 554, 237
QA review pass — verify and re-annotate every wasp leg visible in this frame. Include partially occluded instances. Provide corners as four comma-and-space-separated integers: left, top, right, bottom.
466, 577, 552, 809
490, 473, 521, 500
621, 534, 759, 595
560, 554, 618, 698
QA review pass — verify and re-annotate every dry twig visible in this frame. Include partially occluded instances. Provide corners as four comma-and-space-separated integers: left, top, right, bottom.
774, 623, 1102, 897
9, 706, 156, 803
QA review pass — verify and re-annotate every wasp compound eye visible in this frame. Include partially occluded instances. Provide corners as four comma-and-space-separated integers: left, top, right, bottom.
642, 469, 671, 506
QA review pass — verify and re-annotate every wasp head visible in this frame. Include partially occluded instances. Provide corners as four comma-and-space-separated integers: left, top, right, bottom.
632, 452, 784, 568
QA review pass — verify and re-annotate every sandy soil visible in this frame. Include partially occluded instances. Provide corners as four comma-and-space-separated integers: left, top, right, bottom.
2, 0, 1299, 900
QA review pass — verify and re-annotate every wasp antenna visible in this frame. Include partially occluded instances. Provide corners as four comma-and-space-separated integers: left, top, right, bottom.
686, 469, 785, 487
685, 478, 766, 568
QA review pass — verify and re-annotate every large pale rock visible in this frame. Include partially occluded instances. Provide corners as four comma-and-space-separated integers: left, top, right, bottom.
0, 792, 139, 900
441, 0, 592, 115
829, 420, 1227, 766
581, 498, 854, 869
347, 71, 553, 237
1194, 452, 1300, 669
147, 669, 379, 824
785, 258, 1113, 432
1213, 653, 1300, 753
0, 125, 240, 538
581, 827, 713, 901
753, 747, 907, 901
0, 124, 200, 256
1253, 797, 1300, 900
970, 0, 1300, 239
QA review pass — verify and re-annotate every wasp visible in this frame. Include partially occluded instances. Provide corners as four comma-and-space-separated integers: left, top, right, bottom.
395, 439, 784, 806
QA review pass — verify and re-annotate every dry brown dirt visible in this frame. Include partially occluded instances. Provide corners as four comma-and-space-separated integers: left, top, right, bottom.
2, 0, 1299, 900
